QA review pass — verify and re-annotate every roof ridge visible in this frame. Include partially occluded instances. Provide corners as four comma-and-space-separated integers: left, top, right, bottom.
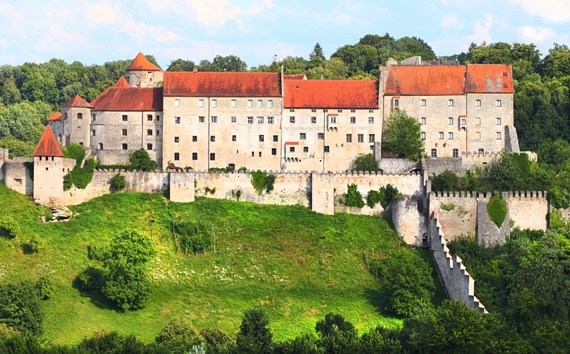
33, 126, 64, 157
127, 52, 162, 71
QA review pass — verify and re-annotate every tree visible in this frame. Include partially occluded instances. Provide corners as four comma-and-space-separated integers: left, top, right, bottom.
167, 59, 196, 72
129, 149, 158, 171
309, 43, 325, 61
383, 109, 424, 159
236, 308, 273, 354
101, 230, 156, 311
315, 313, 359, 354
155, 318, 203, 352
352, 153, 380, 172
0, 281, 43, 335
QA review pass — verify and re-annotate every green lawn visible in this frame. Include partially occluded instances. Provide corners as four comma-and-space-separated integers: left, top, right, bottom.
0, 183, 417, 345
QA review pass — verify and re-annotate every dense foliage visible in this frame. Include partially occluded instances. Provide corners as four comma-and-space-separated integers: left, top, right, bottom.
173, 221, 213, 255
343, 183, 365, 208
382, 109, 424, 160
250, 170, 276, 195
352, 153, 381, 172
129, 148, 158, 171
0, 281, 43, 335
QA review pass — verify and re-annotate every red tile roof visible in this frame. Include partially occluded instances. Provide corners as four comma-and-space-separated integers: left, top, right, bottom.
385, 66, 466, 95
465, 64, 513, 93
163, 72, 282, 97
33, 126, 64, 157
63, 95, 92, 108
115, 76, 130, 88
90, 87, 163, 111
48, 112, 62, 121
284, 74, 307, 80
127, 52, 162, 71
284, 80, 378, 108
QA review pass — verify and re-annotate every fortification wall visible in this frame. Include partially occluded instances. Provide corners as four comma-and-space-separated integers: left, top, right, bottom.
0, 148, 8, 182
3, 159, 33, 196
430, 191, 478, 240
476, 192, 510, 245
391, 196, 425, 245
429, 216, 487, 313
378, 158, 419, 174
506, 191, 548, 231
332, 171, 423, 199
312, 172, 334, 215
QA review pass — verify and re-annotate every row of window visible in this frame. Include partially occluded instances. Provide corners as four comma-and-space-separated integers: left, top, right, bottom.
328, 116, 374, 124
430, 148, 460, 158
419, 117, 502, 125
175, 99, 276, 109
422, 132, 503, 140
396, 98, 503, 107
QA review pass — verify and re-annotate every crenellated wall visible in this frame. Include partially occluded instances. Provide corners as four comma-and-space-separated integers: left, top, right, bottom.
430, 191, 478, 240
429, 215, 487, 313
3, 158, 33, 196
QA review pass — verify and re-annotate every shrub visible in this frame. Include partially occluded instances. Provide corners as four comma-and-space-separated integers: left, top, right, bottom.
344, 184, 364, 208
232, 189, 242, 201
236, 308, 273, 354
0, 217, 21, 239
366, 189, 382, 208
75, 267, 105, 292
251, 170, 276, 195
63, 157, 96, 190
550, 209, 566, 229
63, 143, 86, 165
379, 184, 402, 208
0, 281, 44, 335
487, 193, 507, 228
200, 328, 234, 354
431, 170, 459, 192
35, 276, 54, 300
156, 318, 203, 351
22, 234, 43, 254
110, 173, 126, 192
129, 149, 158, 171
353, 153, 381, 172
440, 202, 455, 211
174, 222, 212, 255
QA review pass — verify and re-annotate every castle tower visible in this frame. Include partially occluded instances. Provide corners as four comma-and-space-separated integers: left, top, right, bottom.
61, 95, 93, 147
125, 52, 164, 88
32, 126, 69, 205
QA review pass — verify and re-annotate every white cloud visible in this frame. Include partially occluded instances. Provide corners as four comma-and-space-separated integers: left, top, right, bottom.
517, 25, 556, 43
186, 0, 273, 33
442, 14, 463, 30
511, 0, 570, 23
468, 13, 494, 44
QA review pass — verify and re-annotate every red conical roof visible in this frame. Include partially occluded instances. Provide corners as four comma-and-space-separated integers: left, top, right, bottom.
115, 76, 130, 88
63, 95, 92, 108
127, 52, 162, 71
48, 112, 62, 121
33, 126, 64, 157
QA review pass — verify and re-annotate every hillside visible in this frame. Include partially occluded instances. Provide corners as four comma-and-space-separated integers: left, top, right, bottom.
0, 183, 423, 345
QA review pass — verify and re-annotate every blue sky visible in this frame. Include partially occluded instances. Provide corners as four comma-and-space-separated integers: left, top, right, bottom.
0, 0, 569, 68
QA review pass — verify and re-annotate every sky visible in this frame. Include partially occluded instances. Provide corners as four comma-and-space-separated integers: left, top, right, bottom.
0, 0, 569, 69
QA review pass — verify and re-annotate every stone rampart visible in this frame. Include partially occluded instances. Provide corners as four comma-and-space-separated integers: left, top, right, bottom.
378, 158, 420, 174
506, 191, 548, 231
3, 158, 33, 196
429, 215, 487, 313
392, 196, 425, 245
430, 191, 478, 240
0, 148, 9, 182
332, 171, 423, 199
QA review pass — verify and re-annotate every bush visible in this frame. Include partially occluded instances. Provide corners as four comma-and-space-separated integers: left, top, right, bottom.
366, 190, 382, 208
63, 143, 86, 165
22, 234, 43, 254
353, 153, 381, 172
344, 184, 364, 208
431, 170, 459, 192
236, 308, 273, 354
75, 267, 105, 292
0, 217, 21, 239
35, 276, 54, 300
251, 170, 276, 195
174, 222, 212, 255
110, 173, 126, 192
200, 328, 234, 354
379, 184, 402, 208
129, 149, 158, 171
0, 281, 44, 335
63, 157, 96, 190
487, 194, 507, 228
156, 318, 203, 352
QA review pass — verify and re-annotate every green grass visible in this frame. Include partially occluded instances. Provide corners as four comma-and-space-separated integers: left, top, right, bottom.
0, 183, 425, 346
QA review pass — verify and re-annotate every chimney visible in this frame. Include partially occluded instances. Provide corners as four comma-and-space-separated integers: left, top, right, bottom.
193, 67, 198, 73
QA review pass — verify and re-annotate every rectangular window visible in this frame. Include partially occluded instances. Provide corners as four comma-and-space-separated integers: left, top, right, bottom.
211, 116, 217, 123
192, 136, 197, 142
420, 99, 426, 106
92, 114, 96, 121
300, 133, 306, 140
290, 109, 295, 112
311, 109, 317, 112
174, 152, 180, 160
174, 136, 179, 143
368, 117, 374, 124
431, 148, 437, 158
122, 115, 128, 121
247, 116, 253, 124
147, 114, 153, 121
271, 148, 277, 155
231, 116, 237, 123
210, 136, 215, 142
268, 100, 273, 108
199, 116, 205, 123
268, 116, 274, 124
311, 117, 317, 124
351, 109, 356, 113
192, 152, 198, 160
318, 133, 324, 140
421, 132, 426, 140
122, 129, 127, 136
122, 143, 128, 150
259, 135, 264, 142
329, 116, 337, 124
175, 117, 181, 124
303, 146, 309, 152
460, 118, 467, 125
77, 112, 82, 119
156, 115, 160, 121
448, 132, 454, 139
496, 100, 502, 107
324, 146, 330, 152
496, 132, 502, 139
259, 151, 262, 157
247, 100, 253, 108
350, 117, 356, 124
198, 99, 204, 108
448, 117, 454, 125
147, 129, 153, 136
157, 130, 160, 136
175, 99, 180, 107
448, 99, 454, 106
421, 117, 426, 125
357, 134, 364, 142
147, 143, 153, 150
289, 146, 295, 152
98, 143, 103, 150
369, 134, 375, 142
346, 134, 352, 143
231, 99, 236, 108
439, 132, 444, 139
211, 99, 217, 108
290, 116, 295, 123
91, 130, 96, 136
369, 109, 374, 113
258, 116, 264, 124
475, 99, 481, 107
453, 148, 459, 158
394, 98, 399, 107
232, 135, 237, 141
210, 153, 215, 161
251, 151, 255, 157
273, 135, 278, 142
496, 117, 502, 125
258, 100, 263, 108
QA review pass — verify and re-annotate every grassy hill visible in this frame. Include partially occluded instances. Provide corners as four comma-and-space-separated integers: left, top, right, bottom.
0, 183, 429, 345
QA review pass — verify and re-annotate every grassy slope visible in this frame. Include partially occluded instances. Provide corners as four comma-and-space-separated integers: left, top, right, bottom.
0, 183, 417, 345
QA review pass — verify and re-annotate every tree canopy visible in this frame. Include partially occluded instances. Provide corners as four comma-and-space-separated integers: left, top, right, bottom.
382, 109, 424, 159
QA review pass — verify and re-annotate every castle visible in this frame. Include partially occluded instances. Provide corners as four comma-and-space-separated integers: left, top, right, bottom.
46, 53, 519, 171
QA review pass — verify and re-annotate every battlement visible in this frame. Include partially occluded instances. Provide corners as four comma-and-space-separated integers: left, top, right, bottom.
431, 190, 547, 199
461, 150, 502, 158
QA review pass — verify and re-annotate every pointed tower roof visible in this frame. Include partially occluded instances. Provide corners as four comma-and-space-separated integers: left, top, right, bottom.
48, 112, 62, 121
33, 126, 64, 157
63, 95, 92, 108
115, 76, 130, 88
127, 52, 162, 71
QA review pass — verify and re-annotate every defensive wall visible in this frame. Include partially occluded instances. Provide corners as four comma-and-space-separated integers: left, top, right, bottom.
0, 148, 33, 196
430, 191, 548, 244
428, 215, 487, 313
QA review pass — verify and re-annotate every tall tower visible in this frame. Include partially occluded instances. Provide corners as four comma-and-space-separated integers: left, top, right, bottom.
125, 52, 164, 88
61, 95, 93, 147
32, 126, 68, 205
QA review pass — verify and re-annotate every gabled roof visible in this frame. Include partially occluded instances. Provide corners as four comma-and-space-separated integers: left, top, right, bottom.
33, 126, 64, 157
385, 66, 466, 96
284, 74, 307, 80
115, 76, 130, 88
127, 52, 162, 71
48, 112, 62, 121
163, 72, 282, 97
465, 64, 513, 93
90, 87, 163, 111
63, 95, 92, 108
284, 80, 379, 109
